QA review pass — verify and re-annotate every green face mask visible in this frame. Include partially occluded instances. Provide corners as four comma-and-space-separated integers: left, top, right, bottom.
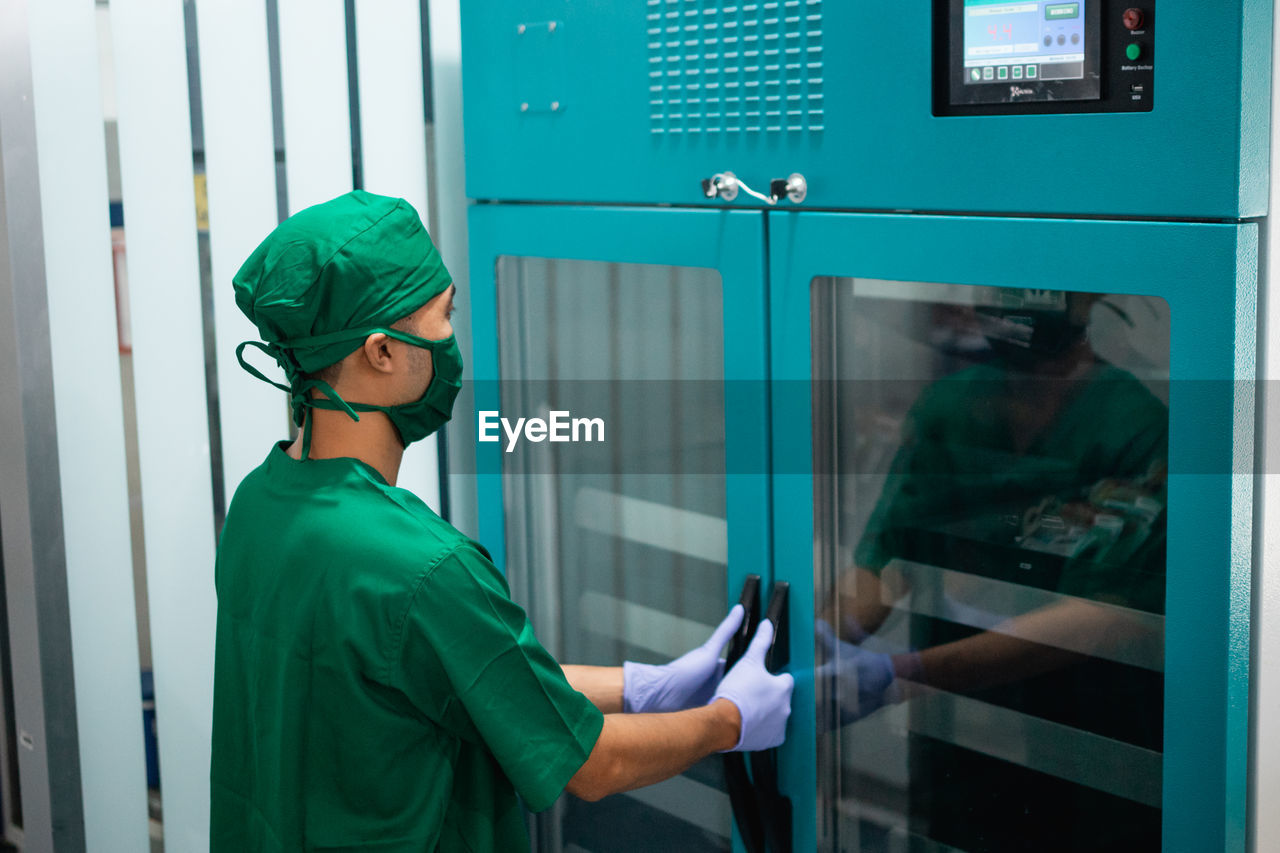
236, 326, 463, 459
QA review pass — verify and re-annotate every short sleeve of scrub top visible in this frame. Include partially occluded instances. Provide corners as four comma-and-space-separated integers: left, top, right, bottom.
391, 544, 604, 813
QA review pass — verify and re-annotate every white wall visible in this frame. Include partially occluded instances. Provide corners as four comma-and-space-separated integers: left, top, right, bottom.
3, 1, 462, 848
27, 1, 149, 848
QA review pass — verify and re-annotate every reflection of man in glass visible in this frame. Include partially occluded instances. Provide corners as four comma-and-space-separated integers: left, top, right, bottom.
821, 289, 1167, 851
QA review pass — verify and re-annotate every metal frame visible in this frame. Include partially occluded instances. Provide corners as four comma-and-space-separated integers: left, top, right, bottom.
1250, 7, 1280, 850
0, 0, 85, 849
768, 210, 1258, 852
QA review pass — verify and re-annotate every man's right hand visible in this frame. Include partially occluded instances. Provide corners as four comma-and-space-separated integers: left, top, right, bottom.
711, 619, 794, 752
565, 620, 793, 802
814, 619, 897, 729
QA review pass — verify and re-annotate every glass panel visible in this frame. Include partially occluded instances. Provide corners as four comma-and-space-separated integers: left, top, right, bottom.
496, 257, 731, 852
812, 279, 1169, 852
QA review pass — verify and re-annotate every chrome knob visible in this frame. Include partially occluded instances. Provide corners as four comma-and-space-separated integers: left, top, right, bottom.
700, 171, 740, 202
770, 173, 808, 204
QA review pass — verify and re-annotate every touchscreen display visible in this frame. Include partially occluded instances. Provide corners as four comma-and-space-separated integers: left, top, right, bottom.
963, 1, 1085, 85
939, 0, 1137, 114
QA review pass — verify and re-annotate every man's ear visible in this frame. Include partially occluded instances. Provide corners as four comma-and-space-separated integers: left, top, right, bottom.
361, 332, 396, 374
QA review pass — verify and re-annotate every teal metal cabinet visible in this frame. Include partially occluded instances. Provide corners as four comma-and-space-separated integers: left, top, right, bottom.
466, 205, 1257, 853
468, 205, 772, 851
461, 2, 1271, 218
769, 211, 1256, 852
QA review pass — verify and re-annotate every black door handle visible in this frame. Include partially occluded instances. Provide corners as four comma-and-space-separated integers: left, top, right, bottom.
723, 575, 766, 853
752, 582, 792, 853
724, 575, 761, 671
722, 577, 792, 852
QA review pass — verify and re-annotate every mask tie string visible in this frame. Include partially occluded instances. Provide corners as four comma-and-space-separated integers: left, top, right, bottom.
237, 340, 367, 460
293, 380, 362, 460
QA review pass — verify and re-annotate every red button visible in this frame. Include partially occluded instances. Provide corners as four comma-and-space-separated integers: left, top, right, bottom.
1123, 8, 1144, 30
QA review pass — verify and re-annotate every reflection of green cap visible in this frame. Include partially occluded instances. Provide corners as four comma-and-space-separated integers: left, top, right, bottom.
233, 190, 451, 373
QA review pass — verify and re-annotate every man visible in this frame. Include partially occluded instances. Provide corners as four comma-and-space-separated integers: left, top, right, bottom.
211, 190, 792, 851
818, 288, 1167, 851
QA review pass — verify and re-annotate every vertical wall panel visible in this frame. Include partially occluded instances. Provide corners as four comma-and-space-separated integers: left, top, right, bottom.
355, 0, 440, 510
196, 0, 289, 505
26, 3, 149, 850
278, 0, 352, 214
355, 0, 428, 221
428, 0, 478, 535
0, 1, 83, 847
111, 1, 217, 849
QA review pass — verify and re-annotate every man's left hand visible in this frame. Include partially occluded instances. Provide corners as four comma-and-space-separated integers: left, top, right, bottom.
623, 605, 745, 713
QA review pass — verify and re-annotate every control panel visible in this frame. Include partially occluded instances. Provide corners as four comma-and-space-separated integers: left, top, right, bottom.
934, 1, 1154, 115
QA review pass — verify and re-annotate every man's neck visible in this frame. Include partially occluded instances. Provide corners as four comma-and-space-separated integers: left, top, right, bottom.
286, 408, 405, 486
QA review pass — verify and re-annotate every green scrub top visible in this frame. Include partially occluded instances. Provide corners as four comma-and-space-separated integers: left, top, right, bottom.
211, 442, 603, 852
855, 361, 1168, 613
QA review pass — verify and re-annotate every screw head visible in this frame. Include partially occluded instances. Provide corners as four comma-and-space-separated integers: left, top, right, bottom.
520, 102, 529, 112
548, 21, 557, 32
551, 101, 561, 111
517, 23, 526, 34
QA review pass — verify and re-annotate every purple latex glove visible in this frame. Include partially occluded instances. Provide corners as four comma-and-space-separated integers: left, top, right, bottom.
622, 604, 745, 713
712, 619, 795, 752
814, 619, 900, 729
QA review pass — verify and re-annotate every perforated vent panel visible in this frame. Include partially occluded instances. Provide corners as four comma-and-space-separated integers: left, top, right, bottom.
647, 0, 824, 135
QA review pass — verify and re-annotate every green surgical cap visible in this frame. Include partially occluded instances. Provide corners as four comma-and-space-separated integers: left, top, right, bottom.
233, 190, 452, 373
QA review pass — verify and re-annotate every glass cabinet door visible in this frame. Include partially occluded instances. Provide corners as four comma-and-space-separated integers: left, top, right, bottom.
815, 278, 1168, 852
769, 212, 1256, 853
469, 206, 770, 852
